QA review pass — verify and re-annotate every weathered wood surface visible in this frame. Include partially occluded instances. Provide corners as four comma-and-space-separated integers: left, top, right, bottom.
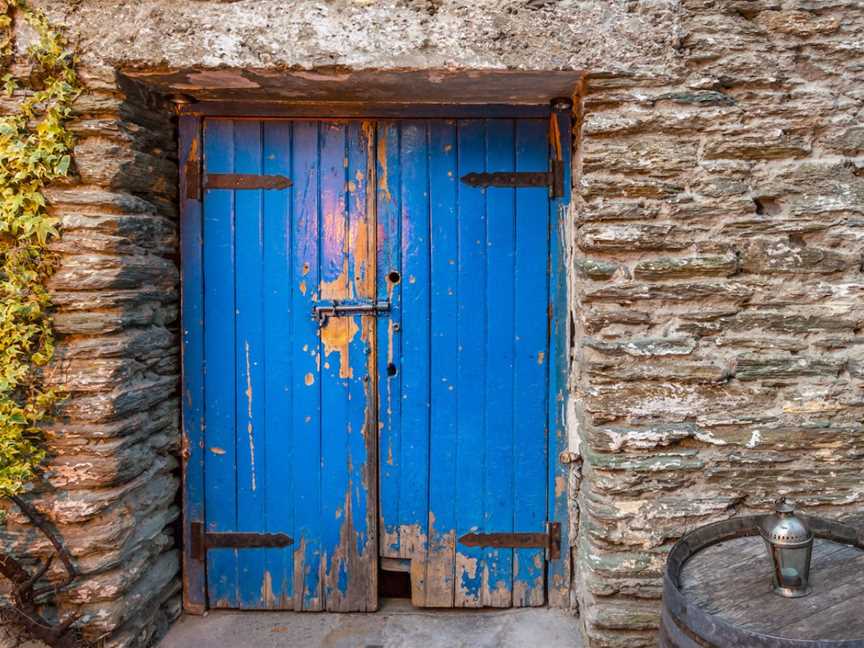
680, 526, 864, 641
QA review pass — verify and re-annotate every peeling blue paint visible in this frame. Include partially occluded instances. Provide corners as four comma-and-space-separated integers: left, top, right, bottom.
196, 115, 565, 610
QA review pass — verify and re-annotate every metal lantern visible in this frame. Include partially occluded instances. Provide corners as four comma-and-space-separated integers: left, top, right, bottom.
759, 497, 813, 598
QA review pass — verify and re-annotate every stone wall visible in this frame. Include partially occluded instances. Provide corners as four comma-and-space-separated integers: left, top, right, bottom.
573, 1, 864, 645
0, 68, 181, 646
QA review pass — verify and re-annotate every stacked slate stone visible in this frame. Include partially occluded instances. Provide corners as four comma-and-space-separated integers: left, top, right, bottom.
0, 72, 181, 647
573, 3, 864, 646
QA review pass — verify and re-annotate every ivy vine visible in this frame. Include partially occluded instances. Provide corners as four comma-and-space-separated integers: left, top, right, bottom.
0, 0, 80, 499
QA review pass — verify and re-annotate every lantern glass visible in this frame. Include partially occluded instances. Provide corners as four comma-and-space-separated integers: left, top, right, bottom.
763, 538, 812, 597
759, 498, 813, 598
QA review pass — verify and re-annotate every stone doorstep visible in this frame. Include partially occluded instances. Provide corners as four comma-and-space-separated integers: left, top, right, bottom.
158, 600, 581, 648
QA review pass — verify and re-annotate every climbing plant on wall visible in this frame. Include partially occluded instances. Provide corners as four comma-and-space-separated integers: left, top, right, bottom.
0, 4, 88, 644
0, 0, 78, 499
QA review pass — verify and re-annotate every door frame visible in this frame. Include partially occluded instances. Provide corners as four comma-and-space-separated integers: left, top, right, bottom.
178, 102, 573, 613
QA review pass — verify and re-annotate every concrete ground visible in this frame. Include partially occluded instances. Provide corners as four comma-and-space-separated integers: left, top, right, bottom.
159, 599, 582, 648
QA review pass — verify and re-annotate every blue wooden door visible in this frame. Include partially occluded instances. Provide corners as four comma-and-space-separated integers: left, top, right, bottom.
201, 119, 378, 611
376, 118, 554, 608
198, 116, 559, 611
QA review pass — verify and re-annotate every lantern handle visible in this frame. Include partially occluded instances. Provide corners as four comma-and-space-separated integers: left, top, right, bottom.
774, 496, 795, 513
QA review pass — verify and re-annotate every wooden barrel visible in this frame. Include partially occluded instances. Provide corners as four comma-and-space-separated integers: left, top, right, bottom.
660, 514, 864, 647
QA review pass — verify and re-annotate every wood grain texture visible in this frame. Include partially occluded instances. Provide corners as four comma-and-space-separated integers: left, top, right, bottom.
180, 114, 207, 614
377, 118, 556, 608
546, 108, 572, 609
198, 117, 559, 610
680, 535, 864, 641
201, 119, 378, 611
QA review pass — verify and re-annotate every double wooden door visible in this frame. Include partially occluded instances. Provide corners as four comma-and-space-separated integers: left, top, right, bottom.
195, 116, 559, 611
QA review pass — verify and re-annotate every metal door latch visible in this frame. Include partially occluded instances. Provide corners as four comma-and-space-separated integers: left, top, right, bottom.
458, 521, 561, 560
313, 300, 390, 324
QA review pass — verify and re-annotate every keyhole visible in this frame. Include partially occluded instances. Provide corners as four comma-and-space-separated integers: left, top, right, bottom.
388, 270, 401, 284
387, 363, 397, 377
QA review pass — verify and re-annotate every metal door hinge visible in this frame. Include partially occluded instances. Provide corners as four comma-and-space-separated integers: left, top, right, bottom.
313, 300, 390, 324
190, 522, 293, 562
460, 159, 564, 199
185, 152, 201, 201
458, 521, 561, 560
185, 166, 293, 200
204, 173, 292, 190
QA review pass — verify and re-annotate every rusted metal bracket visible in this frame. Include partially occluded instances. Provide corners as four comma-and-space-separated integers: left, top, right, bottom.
204, 173, 293, 190
458, 521, 561, 560
184, 149, 202, 201
183, 161, 292, 200
313, 299, 391, 324
190, 522, 293, 562
460, 159, 564, 198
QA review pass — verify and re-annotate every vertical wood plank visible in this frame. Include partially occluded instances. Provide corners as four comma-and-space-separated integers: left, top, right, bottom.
180, 114, 206, 614
513, 118, 551, 607
481, 119, 516, 607
233, 120, 269, 608
261, 121, 294, 606
548, 109, 573, 608
319, 122, 353, 610
340, 121, 377, 611
398, 121, 432, 602
454, 119, 486, 607
322, 122, 377, 611
202, 118, 239, 607
291, 120, 324, 611
377, 121, 403, 560
424, 119, 459, 607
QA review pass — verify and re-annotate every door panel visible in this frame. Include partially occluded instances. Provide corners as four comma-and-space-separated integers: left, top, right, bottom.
376, 119, 551, 608
200, 116, 552, 611
201, 119, 377, 611
512, 118, 552, 607
425, 120, 460, 606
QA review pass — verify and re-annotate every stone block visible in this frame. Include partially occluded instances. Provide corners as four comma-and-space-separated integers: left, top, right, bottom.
633, 252, 738, 279
586, 358, 729, 385
50, 253, 178, 291
584, 336, 697, 357
587, 423, 701, 453
582, 139, 699, 178
583, 281, 754, 304
582, 308, 652, 334
577, 224, 691, 252
733, 353, 845, 380
576, 256, 621, 280
580, 174, 684, 200
703, 129, 811, 160
754, 10, 841, 37
740, 239, 850, 274
824, 125, 864, 155
586, 599, 661, 631
56, 327, 175, 360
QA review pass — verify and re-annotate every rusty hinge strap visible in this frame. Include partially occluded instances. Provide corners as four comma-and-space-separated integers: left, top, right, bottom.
460, 171, 550, 190
459, 164, 564, 199
550, 159, 564, 200
458, 522, 561, 560
185, 143, 201, 202
204, 173, 293, 190
190, 522, 293, 562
